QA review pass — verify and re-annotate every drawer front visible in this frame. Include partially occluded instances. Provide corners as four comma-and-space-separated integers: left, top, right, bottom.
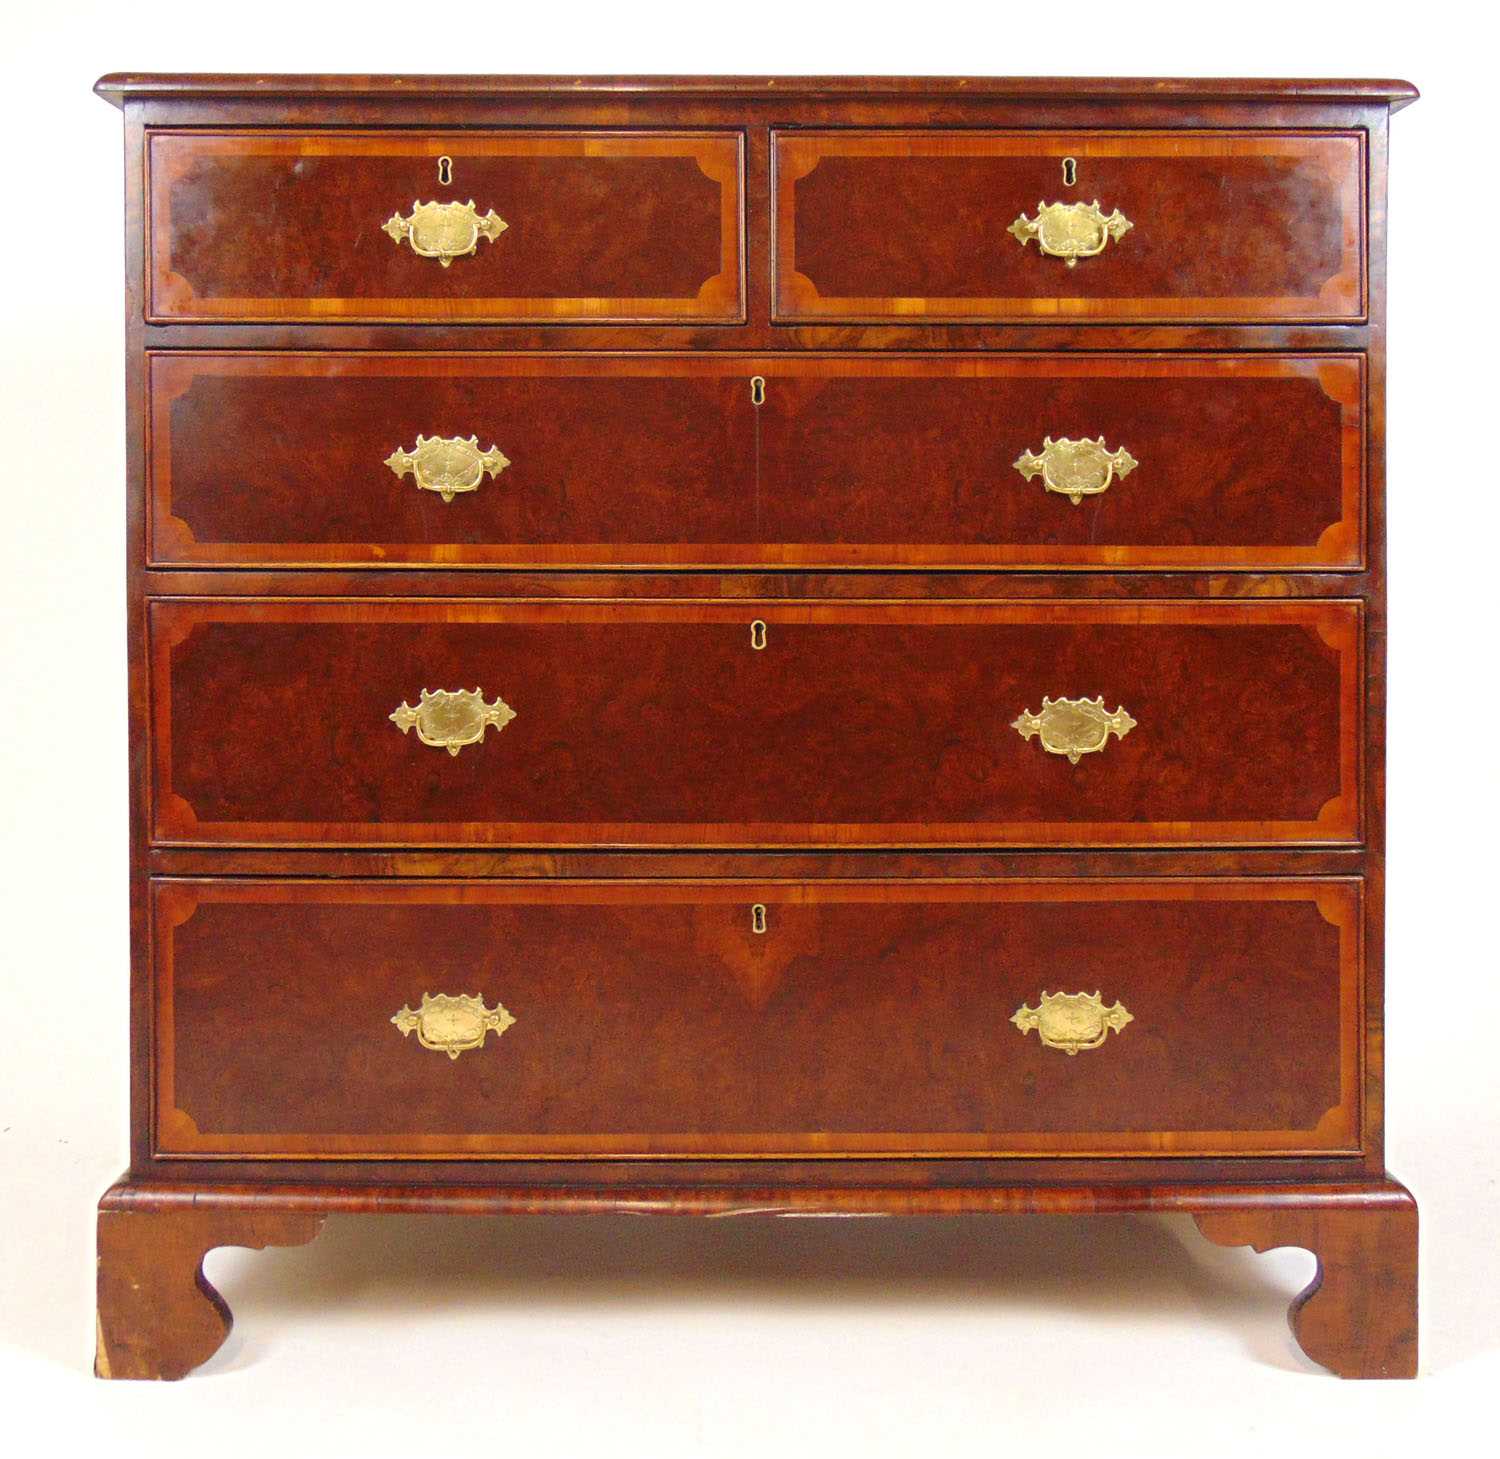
149, 352, 1363, 571
151, 878, 1361, 1160
774, 131, 1364, 322
149, 599, 1360, 848
147, 130, 744, 323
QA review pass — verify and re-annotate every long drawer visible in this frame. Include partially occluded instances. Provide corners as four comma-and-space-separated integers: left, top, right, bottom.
148, 352, 1363, 571
151, 878, 1361, 1160
146, 130, 744, 323
148, 599, 1361, 848
774, 130, 1364, 322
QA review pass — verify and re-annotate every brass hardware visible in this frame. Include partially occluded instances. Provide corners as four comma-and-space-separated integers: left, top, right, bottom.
390, 688, 516, 756
385, 435, 511, 503
750, 375, 766, 406
1008, 199, 1132, 267
1011, 991, 1133, 1055
381, 199, 508, 267
1012, 696, 1136, 764
1062, 157, 1077, 186
1014, 435, 1138, 506
436, 155, 453, 185
750, 619, 768, 651
751, 904, 767, 935
392, 991, 515, 1060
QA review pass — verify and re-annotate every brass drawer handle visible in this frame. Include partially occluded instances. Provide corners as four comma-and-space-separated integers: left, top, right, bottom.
1014, 435, 1137, 506
1008, 199, 1132, 267
385, 435, 511, 503
390, 687, 516, 756
381, 199, 508, 266
1013, 696, 1135, 764
392, 992, 515, 1059
1012, 991, 1133, 1055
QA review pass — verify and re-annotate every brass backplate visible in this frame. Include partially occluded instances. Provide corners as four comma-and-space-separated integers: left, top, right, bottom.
1014, 435, 1138, 506
1012, 696, 1136, 764
1011, 990, 1133, 1055
385, 435, 511, 503
1008, 200, 1133, 266
392, 992, 516, 1059
390, 687, 516, 756
381, 199, 508, 266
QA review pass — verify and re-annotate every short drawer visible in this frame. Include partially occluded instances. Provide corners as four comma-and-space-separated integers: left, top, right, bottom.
148, 352, 1363, 571
774, 130, 1364, 322
146, 130, 744, 323
151, 878, 1361, 1159
149, 599, 1360, 848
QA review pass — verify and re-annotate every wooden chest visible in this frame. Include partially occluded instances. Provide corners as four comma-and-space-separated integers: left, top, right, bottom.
93, 73, 1419, 1380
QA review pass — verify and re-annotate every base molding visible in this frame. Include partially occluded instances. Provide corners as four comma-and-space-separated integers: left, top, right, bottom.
95, 1174, 1417, 1380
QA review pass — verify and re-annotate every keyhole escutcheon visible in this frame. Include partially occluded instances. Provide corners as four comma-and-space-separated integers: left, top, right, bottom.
437, 155, 453, 185
1062, 156, 1077, 187
751, 904, 767, 935
750, 620, 768, 651
750, 375, 766, 406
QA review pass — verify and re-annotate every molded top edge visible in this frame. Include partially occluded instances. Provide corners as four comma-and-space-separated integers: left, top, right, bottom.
93, 73, 1420, 111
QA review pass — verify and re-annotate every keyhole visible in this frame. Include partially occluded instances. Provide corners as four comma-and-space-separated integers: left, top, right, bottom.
750, 375, 766, 406
437, 155, 453, 186
751, 904, 767, 935
1062, 157, 1077, 187
750, 620, 767, 651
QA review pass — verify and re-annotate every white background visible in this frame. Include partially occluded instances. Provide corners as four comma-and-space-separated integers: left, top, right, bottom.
2, 1, 1496, 1450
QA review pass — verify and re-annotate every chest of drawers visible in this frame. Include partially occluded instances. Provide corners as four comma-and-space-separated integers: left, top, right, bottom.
93, 72, 1419, 1381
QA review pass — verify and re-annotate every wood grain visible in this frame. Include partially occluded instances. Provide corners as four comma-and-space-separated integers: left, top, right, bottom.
148, 131, 744, 323
149, 351, 1363, 571
775, 131, 1364, 322
150, 877, 1360, 1160
148, 598, 1362, 848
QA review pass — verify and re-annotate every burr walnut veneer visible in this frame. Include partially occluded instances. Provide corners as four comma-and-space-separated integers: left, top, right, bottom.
95, 73, 1418, 1381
